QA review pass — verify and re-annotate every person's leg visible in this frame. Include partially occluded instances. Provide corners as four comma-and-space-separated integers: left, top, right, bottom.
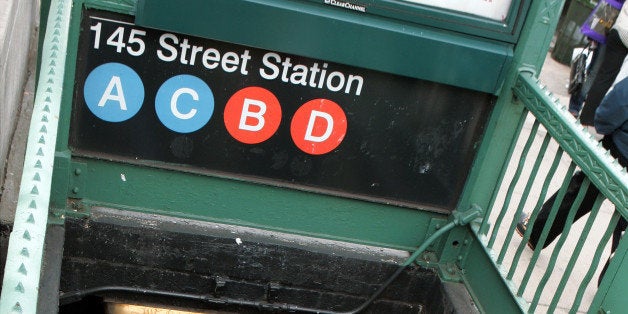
527, 171, 600, 249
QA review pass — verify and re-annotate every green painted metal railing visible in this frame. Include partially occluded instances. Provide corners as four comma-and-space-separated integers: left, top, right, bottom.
0, 0, 71, 312
472, 71, 628, 313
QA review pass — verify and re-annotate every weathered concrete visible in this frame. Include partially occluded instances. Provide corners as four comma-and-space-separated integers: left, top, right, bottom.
0, 0, 39, 204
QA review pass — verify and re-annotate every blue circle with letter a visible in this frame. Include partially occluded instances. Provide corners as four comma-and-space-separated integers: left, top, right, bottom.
84, 62, 144, 122
155, 75, 214, 133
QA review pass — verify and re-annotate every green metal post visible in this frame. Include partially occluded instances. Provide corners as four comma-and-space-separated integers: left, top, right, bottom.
459, 0, 565, 218
589, 213, 628, 313
458, 0, 566, 311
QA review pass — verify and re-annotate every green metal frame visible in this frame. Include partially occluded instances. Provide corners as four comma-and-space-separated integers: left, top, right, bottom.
457, 0, 565, 216
455, 0, 567, 312
134, 0, 514, 94
48, 0, 522, 251
300, 0, 531, 43
53, 0, 562, 306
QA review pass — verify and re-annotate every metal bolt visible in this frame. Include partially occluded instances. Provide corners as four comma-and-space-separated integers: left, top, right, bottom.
463, 239, 470, 245
457, 255, 463, 262
72, 187, 79, 194
435, 224, 441, 230
74, 168, 82, 175
447, 267, 454, 274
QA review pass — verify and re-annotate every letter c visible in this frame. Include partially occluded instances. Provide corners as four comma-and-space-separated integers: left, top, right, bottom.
171, 87, 198, 120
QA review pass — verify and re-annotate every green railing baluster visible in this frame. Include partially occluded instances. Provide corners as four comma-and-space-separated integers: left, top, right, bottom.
548, 194, 605, 313
498, 133, 551, 264
489, 120, 541, 249
508, 146, 564, 280
529, 177, 591, 312
480, 111, 530, 236
518, 162, 576, 297
571, 211, 621, 311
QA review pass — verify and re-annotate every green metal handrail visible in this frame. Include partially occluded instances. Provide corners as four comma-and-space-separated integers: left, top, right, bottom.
514, 74, 628, 211
0, 0, 71, 312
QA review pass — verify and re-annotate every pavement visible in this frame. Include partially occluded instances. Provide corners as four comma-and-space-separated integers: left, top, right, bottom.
539, 51, 572, 106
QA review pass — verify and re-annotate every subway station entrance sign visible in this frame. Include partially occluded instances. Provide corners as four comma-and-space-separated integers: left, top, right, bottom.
71, 10, 495, 211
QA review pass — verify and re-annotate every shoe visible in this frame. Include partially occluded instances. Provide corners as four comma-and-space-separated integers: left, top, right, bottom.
515, 213, 528, 236
516, 213, 536, 251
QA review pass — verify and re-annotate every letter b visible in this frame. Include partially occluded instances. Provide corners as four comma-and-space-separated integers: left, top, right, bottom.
239, 98, 267, 132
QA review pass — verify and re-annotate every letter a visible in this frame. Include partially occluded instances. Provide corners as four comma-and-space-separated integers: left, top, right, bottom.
98, 76, 127, 110
239, 98, 266, 132
304, 110, 333, 142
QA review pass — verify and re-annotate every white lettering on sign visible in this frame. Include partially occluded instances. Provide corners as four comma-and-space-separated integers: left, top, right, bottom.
202, 48, 220, 69
89, 18, 365, 97
86, 17, 365, 149
323, 0, 367, 13
291, 99, 347, 155
90, 22, 147, 55
305, 110, 334, 142
239, 98, 267, 132
98, 76, 127, 110
156, 33, 251, 74
223, 87, 282, 144
326, 72, 345, 92
157, 33, 178, 62
171, 87, 198, 120
260, 52, 363, 96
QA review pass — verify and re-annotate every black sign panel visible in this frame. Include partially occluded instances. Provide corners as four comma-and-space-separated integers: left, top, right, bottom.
71, 10, 495, 211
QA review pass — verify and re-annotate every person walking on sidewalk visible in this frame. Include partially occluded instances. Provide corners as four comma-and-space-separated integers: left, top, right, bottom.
517, 76, 628, 283
579, 2, 628, 127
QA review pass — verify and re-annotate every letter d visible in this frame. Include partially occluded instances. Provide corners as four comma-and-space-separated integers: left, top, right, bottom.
304, 110, 333, 142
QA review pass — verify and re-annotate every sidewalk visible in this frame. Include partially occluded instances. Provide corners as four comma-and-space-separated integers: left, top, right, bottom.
539, 51, 572, 106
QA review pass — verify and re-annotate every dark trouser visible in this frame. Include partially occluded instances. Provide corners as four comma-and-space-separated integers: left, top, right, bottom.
581, 30, 628, 126
528, 136, 627, 253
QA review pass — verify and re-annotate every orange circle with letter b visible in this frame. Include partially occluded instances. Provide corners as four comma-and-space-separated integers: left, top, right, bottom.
224, 87, 282, 144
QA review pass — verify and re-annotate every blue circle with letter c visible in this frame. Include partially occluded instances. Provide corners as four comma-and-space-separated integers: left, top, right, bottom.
155, 75, 214, 133
84, 62, 144, 122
